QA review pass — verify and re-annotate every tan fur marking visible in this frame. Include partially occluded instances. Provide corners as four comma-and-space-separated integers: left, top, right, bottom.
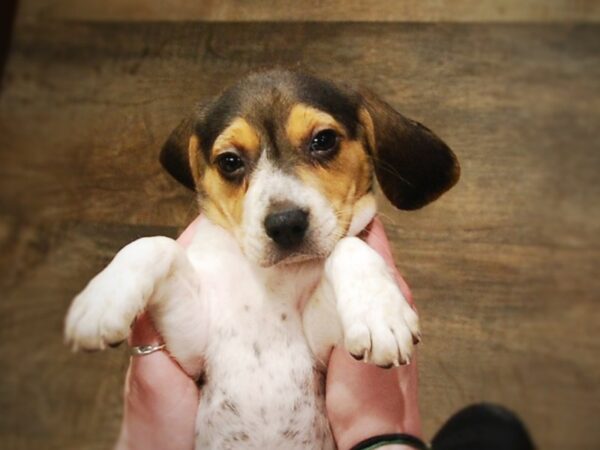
358, 107, 376, 153
286, 104, 346, 148
297, 139, 372, 235
200, 168, 247, 233
188, 135, 203, 186
195, 117, 259, 232
213, 117, 260, 159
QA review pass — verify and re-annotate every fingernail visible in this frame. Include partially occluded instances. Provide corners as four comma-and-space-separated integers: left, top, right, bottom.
363, 349, 370, 363
350, 352, 364, 361
377, 362, 394, 369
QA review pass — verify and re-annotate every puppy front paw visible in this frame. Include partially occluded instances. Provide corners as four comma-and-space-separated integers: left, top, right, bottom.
342, 286, 420, 367
327, 237, 420, 368
64, 269, 146, 352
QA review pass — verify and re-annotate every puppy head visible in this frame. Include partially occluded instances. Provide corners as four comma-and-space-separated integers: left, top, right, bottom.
161, 70, 459, 266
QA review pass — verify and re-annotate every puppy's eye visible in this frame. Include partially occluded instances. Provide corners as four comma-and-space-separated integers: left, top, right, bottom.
309, 129, 339, 155
215, 152, 245, 178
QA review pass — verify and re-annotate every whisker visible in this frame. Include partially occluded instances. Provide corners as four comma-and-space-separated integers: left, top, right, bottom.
370, 155, 414, 187
374, 210, 396, 223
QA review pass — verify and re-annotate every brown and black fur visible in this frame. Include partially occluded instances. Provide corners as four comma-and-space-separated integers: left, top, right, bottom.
161, 69, 460, 228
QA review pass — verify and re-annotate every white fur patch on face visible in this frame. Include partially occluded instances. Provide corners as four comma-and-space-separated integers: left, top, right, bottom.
241, 155, 338, 267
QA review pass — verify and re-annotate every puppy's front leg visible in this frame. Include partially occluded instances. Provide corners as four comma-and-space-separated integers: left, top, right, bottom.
64, 236, 207, 377
326, 237, 420, 367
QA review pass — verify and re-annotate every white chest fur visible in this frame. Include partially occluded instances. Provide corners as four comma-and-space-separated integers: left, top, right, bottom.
188, 220, 334, 449
195, 289, 334, 449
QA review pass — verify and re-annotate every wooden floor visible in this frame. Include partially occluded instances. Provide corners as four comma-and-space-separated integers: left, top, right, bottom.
1, 2, 599, 449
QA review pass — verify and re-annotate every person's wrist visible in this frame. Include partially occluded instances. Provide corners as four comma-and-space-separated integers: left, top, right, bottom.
349, 431, 429, 450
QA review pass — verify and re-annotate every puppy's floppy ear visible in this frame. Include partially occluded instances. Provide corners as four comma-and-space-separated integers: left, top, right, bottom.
359, 90, 460, 210
160, 106, 201, 191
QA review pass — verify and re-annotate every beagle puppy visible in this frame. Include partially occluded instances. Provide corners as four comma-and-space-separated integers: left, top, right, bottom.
65, 70, 459, 449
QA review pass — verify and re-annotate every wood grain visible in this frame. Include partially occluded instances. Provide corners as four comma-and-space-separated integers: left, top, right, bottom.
15, 0, 600, 23
0, 20, 599, 450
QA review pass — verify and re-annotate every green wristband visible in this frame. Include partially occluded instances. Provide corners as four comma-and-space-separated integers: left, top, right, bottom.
350, 433, 430, 450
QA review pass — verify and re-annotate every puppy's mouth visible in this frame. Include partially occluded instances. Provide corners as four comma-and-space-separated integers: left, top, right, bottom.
242, 223, 340, 268
258, 238, 332, 268
270, 247, 329, 267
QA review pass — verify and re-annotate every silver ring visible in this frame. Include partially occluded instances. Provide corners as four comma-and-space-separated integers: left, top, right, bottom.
130, 343, 166, 356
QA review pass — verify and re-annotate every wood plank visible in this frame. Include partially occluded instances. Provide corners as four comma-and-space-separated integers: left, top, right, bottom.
1, 22, 599, 450
15, 0, 600, 23
0, 221, 178, 450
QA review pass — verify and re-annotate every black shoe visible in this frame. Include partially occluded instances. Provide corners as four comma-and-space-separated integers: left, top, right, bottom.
431, 403, 535, 450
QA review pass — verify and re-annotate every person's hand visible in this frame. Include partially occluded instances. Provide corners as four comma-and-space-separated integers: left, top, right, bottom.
115, 215, 421, 450
326, 216, 422, 450
114, 218, 202, 450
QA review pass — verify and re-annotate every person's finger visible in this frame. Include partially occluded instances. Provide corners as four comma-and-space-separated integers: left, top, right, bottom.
129, 312, 161, 346
118, 311, 199, 450
126, 312, 196, 401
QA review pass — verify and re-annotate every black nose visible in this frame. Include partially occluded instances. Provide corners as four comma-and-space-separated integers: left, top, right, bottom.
264, 208, 309, 249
